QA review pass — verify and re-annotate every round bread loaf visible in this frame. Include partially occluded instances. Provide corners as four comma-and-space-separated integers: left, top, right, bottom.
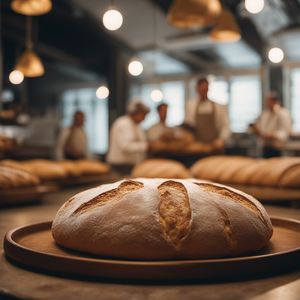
52, 178, 273, 260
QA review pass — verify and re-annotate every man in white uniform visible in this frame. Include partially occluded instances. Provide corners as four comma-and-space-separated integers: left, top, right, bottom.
185, 77, 230, 149
56, 111, 89, 160
147, 103, 171, 141
107, 100, 150, 174
251, 92, 291, 158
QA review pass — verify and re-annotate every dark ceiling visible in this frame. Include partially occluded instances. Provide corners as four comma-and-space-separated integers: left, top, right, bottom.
152, 0, 300, 65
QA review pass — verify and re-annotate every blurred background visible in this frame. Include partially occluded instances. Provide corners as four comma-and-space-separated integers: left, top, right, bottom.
1, 0, 300, 159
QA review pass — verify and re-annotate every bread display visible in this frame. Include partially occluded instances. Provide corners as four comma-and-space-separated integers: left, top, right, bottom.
56, 160, 82, 177
52, 178, 273, 260
0, 159, 110, 182
21, 159, 68, 181
191, 156, 300, 188
131, 159, 190, 179
0, 165, 40, 190
75, 159, 110, 175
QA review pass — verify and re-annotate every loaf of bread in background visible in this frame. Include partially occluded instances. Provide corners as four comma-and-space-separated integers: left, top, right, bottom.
52, 178, 273, 260
75, 159, 110, 175
191, 155, 300, 188
21, 159, 68, 181
132, 159, 190, 179
56, 160, 82, 177
0, 165, 40, 190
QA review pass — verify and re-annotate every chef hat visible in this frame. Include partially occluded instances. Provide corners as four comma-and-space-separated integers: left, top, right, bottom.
127, 100, 150, 114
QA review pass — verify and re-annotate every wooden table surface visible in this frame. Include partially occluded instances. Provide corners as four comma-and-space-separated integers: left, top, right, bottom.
0, 186, 300, 300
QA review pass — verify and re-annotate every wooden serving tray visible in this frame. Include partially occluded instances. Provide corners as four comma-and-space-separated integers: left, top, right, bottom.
231, 185, 300, 202
4, 218, 300, 281
0, 185, 59, 207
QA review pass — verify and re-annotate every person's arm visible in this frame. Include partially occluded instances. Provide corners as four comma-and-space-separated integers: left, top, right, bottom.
116, 125, 148, 154
55, 128, 69, 160
272, 110, 292, 142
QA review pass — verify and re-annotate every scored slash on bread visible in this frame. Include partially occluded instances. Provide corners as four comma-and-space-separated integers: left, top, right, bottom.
52, 178, 273, 260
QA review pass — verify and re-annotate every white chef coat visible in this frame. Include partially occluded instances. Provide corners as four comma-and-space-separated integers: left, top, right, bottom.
255, 105, 291, 148
185, 99, 231, 142
107, 115, 148, 165
147, 122, 171, 141
55, 127, 89, 160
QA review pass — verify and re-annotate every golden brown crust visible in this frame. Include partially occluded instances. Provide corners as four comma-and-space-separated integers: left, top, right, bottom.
52, 178, 273, 260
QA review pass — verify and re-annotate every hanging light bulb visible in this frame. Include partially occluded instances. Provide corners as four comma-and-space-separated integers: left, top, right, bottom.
96, 86, 109, 99
15, 17, 45, 77
268, 47, 284, 63
11, 0, 52, 16
168, 0, 221, 29
128, 60, 143, 76
210, 9, 241, 42
150, 89, 163, 102
245, 0, 264, 14
9, 70, 24, 85
102, 8, 123, 31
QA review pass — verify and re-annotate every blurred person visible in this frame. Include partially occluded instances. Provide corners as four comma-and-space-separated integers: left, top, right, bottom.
56, 111, 89, 160
147, 102, 171, 141
184, 77, 230, 149
250, 92, 291, 158
107, 100, 150, 174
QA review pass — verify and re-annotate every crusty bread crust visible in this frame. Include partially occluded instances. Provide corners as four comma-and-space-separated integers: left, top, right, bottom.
52, 178, 273, 260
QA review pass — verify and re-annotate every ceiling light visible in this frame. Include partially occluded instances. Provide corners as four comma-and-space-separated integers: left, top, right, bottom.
210, 9, 241, 42
150, 89, 163, 102
102, 9, 123, 31
168, 0, 221, 29
16, 49, 45, 77
244, 0, 264, 14
128, 60, 143, 76
9, 70, 24, 85
11, 0, 52, 16
268, 47, 284, 63
96, 86, 109, 99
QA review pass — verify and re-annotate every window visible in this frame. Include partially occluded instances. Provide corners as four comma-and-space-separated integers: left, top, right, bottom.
61, 88, 108, 154
132, 81, 185, 129
290, 69, 300, 132
230, 76, 262, 132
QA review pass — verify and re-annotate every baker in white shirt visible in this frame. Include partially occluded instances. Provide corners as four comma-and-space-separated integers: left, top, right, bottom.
55, 111, 90, 160
107, 100, 150, 175
147, 102, 171, 141
251, 92, 291, 158
185, 77, 230, 149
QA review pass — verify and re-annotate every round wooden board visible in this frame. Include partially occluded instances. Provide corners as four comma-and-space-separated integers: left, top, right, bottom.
0, 185, 59, 207
4, 218, 300, 281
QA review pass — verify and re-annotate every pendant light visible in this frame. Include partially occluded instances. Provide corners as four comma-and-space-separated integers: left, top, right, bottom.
9, 70, 24, 85
102, 0, 123, 31
16, 17, 45, 77
96, 85, 109, 99
210, 9, 241, 42
268, 47, 284, 64
244, 0, 264, 14
11, 0, 52, 16
128, 59, 143, 76
167, 0, 222, 29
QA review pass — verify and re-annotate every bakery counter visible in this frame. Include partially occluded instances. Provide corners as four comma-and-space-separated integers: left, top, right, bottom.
0, 187, 300, 300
